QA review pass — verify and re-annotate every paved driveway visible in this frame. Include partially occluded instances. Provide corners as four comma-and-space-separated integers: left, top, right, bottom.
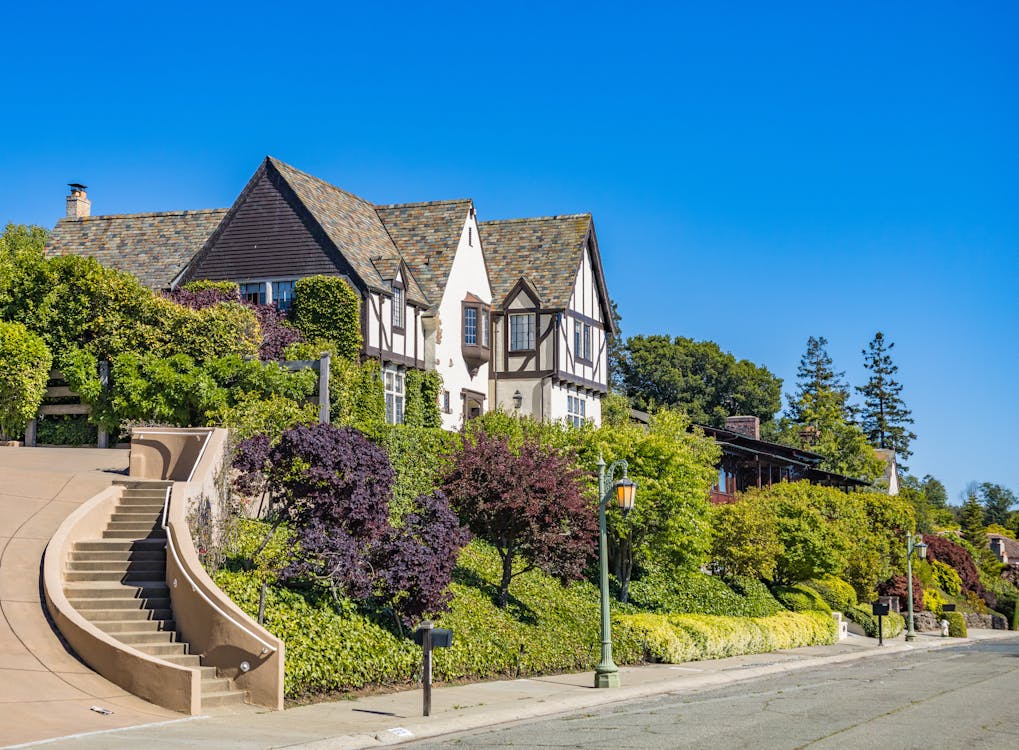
0, 447, 182, 748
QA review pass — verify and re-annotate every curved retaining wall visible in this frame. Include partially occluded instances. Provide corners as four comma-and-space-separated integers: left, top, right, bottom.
42, 486, 200, 715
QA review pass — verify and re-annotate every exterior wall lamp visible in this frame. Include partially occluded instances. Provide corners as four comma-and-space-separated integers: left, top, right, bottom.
512, 390, 522, 410
595, 455, 636, 688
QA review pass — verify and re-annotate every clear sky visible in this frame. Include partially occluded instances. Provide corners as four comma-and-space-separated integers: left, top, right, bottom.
2, 2, 1016, 504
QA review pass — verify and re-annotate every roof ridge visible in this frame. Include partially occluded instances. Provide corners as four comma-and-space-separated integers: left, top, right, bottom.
375, 198, 473, 210
480, 213, 591, 225
58, 208, 228, 222
266, 156, 377, 210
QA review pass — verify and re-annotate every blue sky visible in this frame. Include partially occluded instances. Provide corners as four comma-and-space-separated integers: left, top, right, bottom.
2, 2, 1016, 504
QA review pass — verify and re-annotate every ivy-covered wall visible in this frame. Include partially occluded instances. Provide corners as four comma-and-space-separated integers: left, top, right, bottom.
290, 276, 362, 362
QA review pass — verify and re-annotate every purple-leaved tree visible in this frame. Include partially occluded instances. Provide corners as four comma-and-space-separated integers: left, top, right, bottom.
442, 432, 596, 608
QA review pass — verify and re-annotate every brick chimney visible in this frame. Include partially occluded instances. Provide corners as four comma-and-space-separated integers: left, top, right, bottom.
725, 415, 760, 440
66, 183, 90, 219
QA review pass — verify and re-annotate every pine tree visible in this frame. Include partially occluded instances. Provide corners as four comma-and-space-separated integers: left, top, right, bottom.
785, 336, 853, 423
959, 493, 987, 550
856, 332, 916, 464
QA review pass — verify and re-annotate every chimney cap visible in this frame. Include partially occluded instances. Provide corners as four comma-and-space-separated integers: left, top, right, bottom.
68, 183, 88, 192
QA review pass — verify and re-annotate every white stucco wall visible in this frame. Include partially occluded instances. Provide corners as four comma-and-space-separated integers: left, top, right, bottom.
561, 244, 607, 386
435, 211, 492, 430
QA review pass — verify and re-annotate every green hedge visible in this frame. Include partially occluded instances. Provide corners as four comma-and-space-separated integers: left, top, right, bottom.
615, 610, 837, 664
945, 611, 967, 638
846, 604, 904, 638
807, 576, 858, 613
0, 320, 52, 439
215, 541, 840, 699
629, 571, 784, 618
770, 583, 832, 614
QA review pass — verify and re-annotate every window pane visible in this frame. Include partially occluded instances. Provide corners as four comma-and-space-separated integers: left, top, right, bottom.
510, 314, 533, 351
584, 325, 591, 360
464, 307, 477, 345
481, 310, 489, 347
272, 280, 295, 311
240, 282, 265, 305
392, 287, 404, 328
574, 321, 581, 355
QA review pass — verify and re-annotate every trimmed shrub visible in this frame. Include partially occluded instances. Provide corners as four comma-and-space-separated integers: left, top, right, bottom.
290, 276, 361, 361
616, 610, 837, 664
808, 576, 858, 613
931, 559, 963, 596
847, 605, 905, 639
379, 425, 458, 523
629, 571, 784, 618
924, 534, 985, 600
944, 610, 967, 637
770, 583, 832, 614
0, 321, 52, 438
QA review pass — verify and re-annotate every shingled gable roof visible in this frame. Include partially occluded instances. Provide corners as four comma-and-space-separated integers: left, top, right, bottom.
260, 157, 428, 305
46, 208, 228, 290
479, 214, 616, 333
375, 199, 476, 310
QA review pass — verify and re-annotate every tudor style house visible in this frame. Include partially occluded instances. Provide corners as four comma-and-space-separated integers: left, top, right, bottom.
45, 157, 614, 428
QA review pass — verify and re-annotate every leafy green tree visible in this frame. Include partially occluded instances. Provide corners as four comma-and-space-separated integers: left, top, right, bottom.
576, 409, 720, 601
0, 321, 52, 439
979, 482, 1017, 527
900, 474, 955, 533
710, 496, 781, 580
619, 335, 781, 427
856, 332, 916, 464
922, 475, 949, 509
958, 492, 987, 549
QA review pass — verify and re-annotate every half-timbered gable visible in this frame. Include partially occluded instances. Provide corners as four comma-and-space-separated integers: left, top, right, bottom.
377, 200, 493, 430
480, 214, 615, 426
184, 157, 428, 375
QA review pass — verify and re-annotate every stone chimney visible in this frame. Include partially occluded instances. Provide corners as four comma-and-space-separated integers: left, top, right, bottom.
725, 415, 760, 440
66, 183, 90, 219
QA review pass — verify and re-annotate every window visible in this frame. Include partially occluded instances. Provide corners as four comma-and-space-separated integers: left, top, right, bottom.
272, 280, 296, 312
464, 306, 477, 345
441, 389, 451, 414
384, 367, 405, 424
567, 394, 586, 427
481, 309, 489, 347
574, 320, 581, 356
392, 285, 405, 330
240, 282, 265, 305
509, 313, 535, 351
583, 324, 592, 361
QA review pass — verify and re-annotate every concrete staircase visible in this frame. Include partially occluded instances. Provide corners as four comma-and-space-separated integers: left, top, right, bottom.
63, 482, 247, 710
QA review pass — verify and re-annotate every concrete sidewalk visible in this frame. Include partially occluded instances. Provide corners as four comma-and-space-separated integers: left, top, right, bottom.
11, 627, 1014, 750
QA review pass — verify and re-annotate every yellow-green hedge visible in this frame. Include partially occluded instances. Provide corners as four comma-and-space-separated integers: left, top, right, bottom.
615, 610, 838, 664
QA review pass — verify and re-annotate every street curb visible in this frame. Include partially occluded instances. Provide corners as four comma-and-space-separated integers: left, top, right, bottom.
302, 634, 993, 749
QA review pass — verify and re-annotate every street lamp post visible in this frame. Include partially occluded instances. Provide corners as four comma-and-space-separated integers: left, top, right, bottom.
905, 531, 928, 642
595, 455, 636, 688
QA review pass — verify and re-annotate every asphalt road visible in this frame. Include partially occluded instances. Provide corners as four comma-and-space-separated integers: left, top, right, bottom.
407, 636, 1019, 750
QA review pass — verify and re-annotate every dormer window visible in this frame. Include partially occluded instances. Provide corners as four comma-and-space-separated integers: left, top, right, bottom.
509, 313, 535, 352
392, 283, 405, 331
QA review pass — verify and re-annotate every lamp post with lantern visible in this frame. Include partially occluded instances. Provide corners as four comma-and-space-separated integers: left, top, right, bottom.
905, 531, 928, 641
594, 455, 636, 688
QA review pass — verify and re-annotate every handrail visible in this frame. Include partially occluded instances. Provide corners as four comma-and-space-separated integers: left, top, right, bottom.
160, 487, 277, 654
133, 429, 212, 483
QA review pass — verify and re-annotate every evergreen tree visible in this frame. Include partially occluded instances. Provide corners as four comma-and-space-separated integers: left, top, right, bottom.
958, 492, 987, 550
856, 332, 916, 463
785, 336, 853, 423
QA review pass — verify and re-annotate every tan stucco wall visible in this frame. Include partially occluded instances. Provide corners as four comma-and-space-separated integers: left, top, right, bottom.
42, 486, 200, 715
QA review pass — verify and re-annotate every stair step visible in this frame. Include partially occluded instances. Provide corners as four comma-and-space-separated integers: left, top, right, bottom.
79, 608, 174, 622
201, 677, 234, 692
103, 530, 166, 539
162, 654, 202, 667
202, 690, 248, 708
111, 513, 162, 522
74, 539, 166, 552
133, 642, 190, 657
65, 570, 167, 582
106, 521, 161, 530
68, 560, 165, 571
65, 584, 168, 599
90, 619, 177, 633
117, 498, 167, 506
70, 596, 171, 610
112, 630, 181, 645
